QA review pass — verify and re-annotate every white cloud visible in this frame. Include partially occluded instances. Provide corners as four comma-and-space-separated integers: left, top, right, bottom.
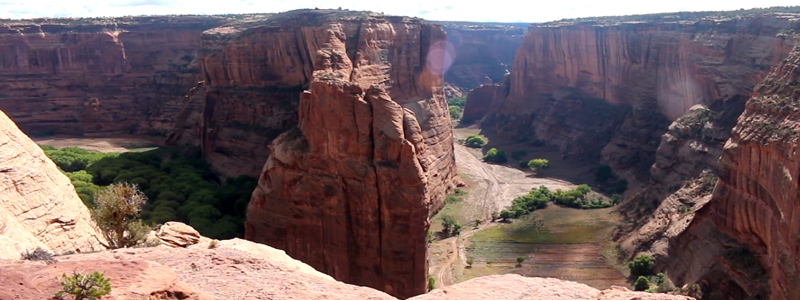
1, 0, 798, 22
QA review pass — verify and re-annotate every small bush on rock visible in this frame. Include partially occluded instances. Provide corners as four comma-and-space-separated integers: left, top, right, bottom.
55, 271, 111, 300
92, 182, 151, 249
21, 247, 55, 264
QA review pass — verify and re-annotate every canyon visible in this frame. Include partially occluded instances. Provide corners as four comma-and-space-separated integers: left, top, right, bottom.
1, 6, 800, 300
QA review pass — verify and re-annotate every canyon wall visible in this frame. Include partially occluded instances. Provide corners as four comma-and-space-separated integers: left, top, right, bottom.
482, 14, 799, 182
437, 23, 526, 91
242, 10, 458, 298
666, 41, 800, 300
0, 16, 229, 137
0, 108, 107, 258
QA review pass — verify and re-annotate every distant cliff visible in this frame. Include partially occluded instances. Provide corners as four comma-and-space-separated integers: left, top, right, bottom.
482, 13, 799, 183
436, 22, 526, 91
0, 16, 234, 136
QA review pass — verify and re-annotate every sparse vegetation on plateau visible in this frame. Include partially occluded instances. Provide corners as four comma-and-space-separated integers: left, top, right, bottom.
55, 271, 111, 300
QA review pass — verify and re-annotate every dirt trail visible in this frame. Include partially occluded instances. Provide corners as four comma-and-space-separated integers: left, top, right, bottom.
431, 132, 579, 287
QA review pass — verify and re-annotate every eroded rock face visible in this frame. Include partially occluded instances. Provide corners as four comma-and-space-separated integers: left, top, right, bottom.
483, 14, 799, 182
462, 84, 498, 123
244, 10, 458, 298
0, 17, 228, 137
667, 41, 800, 300
0, 108, 106, 258
410, 275, 693, 300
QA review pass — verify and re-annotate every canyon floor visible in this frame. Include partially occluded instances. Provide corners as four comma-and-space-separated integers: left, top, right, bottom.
34, 136, 162, 153
429, 125, 628, 289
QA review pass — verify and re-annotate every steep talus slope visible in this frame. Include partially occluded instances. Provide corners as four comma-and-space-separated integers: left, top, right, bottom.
482, 13, 799, 182
0, 16, 229, 136
240, 10, 458, 298
666, 41, 800, 300
436, 22, 526, 91
0, 108, 106, 258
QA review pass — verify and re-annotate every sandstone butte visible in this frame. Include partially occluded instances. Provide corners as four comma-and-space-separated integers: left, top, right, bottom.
231, 10, 458, 298
0, 107, 107, 258
0, 222, 693, 300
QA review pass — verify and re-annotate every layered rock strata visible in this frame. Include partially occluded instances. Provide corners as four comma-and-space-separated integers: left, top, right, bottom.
0, 16, 229, 136
481, 13, 799, 181
0, 108, 106, 258
667, 41, 800, 300
243, 10, 458, 298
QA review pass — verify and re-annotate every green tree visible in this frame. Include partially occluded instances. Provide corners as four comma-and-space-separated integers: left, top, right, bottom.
628, 254, 655, 277
483, 148, 507, 163
428, 276, 436, 291
527, 158, 549, 171
576, 184, 592, 195
91, 182, 151, 249
465, 135, 486, 148
55, 271, 112, 300
633, 276, 650, 291
442, 214, 457, 234
516, 256, 525, 266
449, 105, 463, 120
499, 210, 513, 222
595, 164, 614, 183
466, 258, 474, 268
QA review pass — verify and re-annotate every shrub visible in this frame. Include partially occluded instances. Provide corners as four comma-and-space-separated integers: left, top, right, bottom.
449, 105, 463, 120
499, 210, 513, 221
633, 276, 650, 291
466, 258, 474, 268
21, 247, 55, 264
445, 194, 462, 204
465, 135, 486, 148
428, 276, 436, 291
516, 256, 525, 266
628, 254, 655, 277
483, 148, 507, 163
92, 182, 151, 249
55, 271, 112, 300
511, 149, 528, 160
527, 158, 549, 171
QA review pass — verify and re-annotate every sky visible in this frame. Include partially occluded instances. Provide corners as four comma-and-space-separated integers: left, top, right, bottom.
1, 0, 798, 22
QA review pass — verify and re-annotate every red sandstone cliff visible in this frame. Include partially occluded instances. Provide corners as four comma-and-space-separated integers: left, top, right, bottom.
242, 10, 458, 299
0, 16, 229, 136
665, 41, 800, 300
482, 13, 799, 182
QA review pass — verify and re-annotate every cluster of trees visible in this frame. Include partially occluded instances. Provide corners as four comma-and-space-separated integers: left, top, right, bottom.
594, 164, 628, 195
464, 135, 486, 148
448, 97, 466, 120
551, 184, 613, 209
499, 186, 553, 220
41, 146, 257, 239
626, 254, 676, 293
483, 148, 507, 163
441, 214, 462, 237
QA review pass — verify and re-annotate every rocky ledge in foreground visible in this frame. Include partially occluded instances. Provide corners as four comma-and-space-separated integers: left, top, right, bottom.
0, 222, 693, 300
